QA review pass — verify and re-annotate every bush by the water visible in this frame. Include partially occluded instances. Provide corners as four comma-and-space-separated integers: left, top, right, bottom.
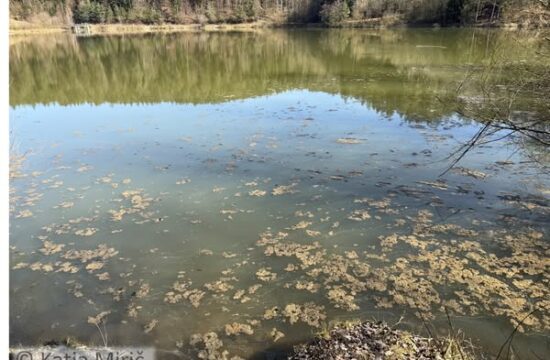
320, 0, 351, 25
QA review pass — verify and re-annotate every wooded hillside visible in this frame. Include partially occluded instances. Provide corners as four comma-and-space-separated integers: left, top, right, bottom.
9, 0, 550, 26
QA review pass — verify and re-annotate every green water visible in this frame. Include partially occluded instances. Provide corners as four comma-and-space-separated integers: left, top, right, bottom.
9, 29, 550, 359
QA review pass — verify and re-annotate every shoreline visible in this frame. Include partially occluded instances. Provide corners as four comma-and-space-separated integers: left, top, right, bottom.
10, 20, 540, 37
9, 21, 286, 36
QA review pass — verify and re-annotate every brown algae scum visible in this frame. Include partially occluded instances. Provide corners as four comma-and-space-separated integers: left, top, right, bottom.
9, 122, 550, 359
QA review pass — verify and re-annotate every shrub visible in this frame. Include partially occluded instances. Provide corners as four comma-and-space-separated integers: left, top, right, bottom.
139, 8, 162, 24
320, 0, 350, 25
74, 1, 107, 23
205, 2, 218, 23
232, 0, 261, 23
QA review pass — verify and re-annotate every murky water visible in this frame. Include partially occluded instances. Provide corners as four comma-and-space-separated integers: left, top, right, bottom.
9, 29, 550, 359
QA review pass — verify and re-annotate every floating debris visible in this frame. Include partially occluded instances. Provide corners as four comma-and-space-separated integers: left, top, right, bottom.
329, 175, 346, 181
127, 302, 142, 318
29, 262, 54, 272
56, 262, 79, 273
164, 280, 205, 307
283, 303, 326, 327
63, 244, 118, 263
248, 284, 262, 294
205, 280, 234, 293
87, 311, 110, 325
176, 178, 191, 185
189, 332, 242, 360
39, 241, 65, 255
270, 328, 285, 342
136, 282, 151, 298
249, 189, 267, 197
263, 306, 280, 320
380, 234, 398, 251
285, 263, 297, 272
306, 229, 321, 237
109, 209, 126, 221
96, 272, 110, 281
256, 268, 277, 282
77, 165, 93, 173
74, 228, 98, 237
348, 210, 371, 221
288, 221, 312, 230
225, 322, 254, 336
417, 180, 448, 190
16, 209, 33, 218
144, 319, 158, 334
272, 183, 298, 195
336, 138, 363, 144
85, 261, 104, 272
326, 286, 359, 311
295, 280, 320, 293
451, 167, 488, 179
12, 262, 29, 270
56, 201, 75, 209
233, 290, 246, 301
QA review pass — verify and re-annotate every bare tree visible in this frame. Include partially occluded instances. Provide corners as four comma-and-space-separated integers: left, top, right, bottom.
441, 8, 550, 174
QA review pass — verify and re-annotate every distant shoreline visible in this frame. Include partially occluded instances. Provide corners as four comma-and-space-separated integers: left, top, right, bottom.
9, 21, 281, 36
9, 19, 540, 37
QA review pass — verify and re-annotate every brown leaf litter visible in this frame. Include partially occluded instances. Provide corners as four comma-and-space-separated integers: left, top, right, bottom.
289, 321, 472, 360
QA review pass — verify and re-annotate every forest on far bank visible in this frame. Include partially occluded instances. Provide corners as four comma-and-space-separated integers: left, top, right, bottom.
9, 0, 550, 27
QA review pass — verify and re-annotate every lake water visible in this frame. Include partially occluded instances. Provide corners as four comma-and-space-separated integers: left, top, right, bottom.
9, 29, 550, 359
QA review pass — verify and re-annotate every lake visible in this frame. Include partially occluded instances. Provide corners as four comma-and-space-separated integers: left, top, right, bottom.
9, 29, 550, 359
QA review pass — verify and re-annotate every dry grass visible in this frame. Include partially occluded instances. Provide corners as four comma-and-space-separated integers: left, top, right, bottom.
9, 18, 69, 36
441, 335, 477, 360
295, 320, 479, 359
340, 14, 404, 28
10, 21, 273, 37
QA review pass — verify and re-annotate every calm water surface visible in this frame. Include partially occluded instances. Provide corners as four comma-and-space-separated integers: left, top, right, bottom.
9, 29, 550, 359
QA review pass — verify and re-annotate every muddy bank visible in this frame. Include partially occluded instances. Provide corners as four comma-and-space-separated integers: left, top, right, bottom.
289, 321, 473, 359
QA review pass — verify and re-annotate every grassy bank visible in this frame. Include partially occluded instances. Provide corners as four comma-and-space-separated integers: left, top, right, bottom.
9, 20, 280, 36
10, 19, 69, 35
9, 18, 547, 37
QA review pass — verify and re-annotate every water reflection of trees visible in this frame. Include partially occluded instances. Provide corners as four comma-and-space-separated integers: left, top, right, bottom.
438, 30, 550, 171
9, 29, 534, 122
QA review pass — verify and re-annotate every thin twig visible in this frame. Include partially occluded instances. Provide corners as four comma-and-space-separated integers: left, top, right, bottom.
495, 309, 538, 360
